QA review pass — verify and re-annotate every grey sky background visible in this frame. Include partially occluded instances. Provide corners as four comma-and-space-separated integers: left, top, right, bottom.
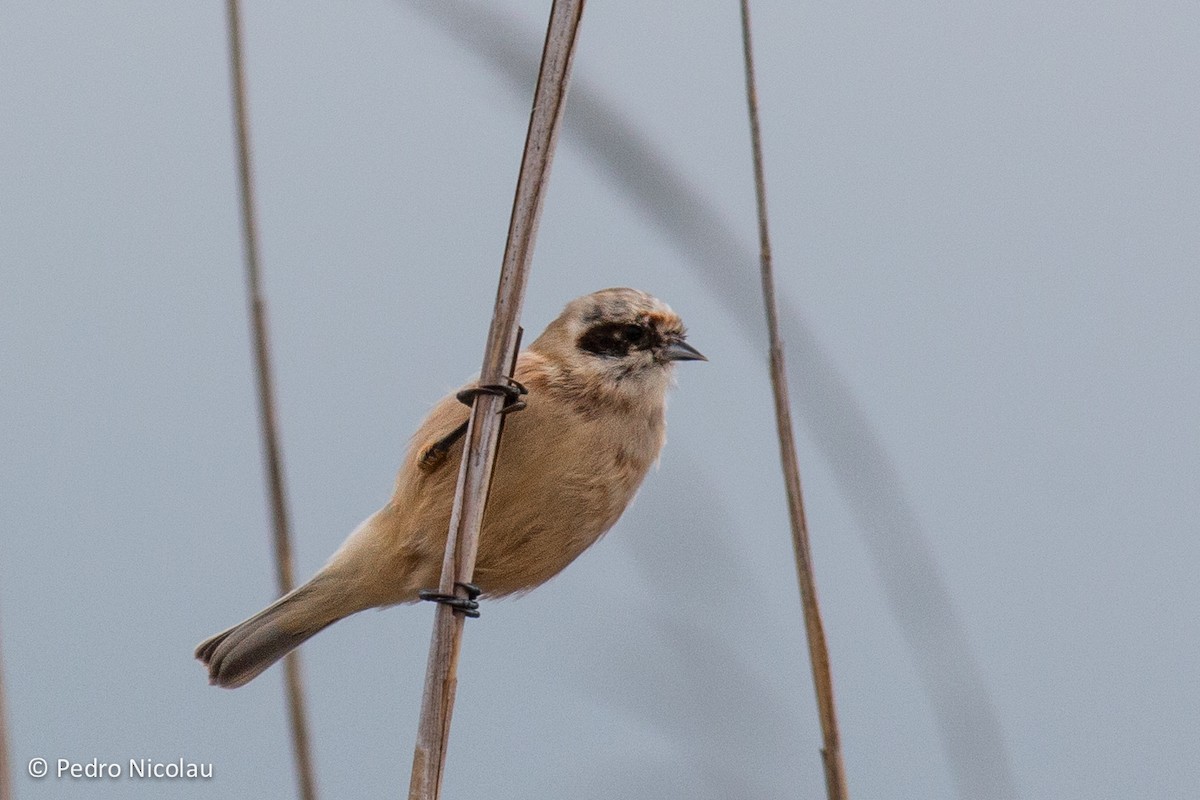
1, 1, 1197, 799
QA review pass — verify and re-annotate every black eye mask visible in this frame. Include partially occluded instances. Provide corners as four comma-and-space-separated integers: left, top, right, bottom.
576, 322, 661, 358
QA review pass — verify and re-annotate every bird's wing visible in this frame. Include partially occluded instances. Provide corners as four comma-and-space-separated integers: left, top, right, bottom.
413, 390, 472, 473
417, 417, 469, 471
414, 351, 541, 473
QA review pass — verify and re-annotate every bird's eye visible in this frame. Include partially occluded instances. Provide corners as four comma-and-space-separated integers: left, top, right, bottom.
620, 324, 649, 346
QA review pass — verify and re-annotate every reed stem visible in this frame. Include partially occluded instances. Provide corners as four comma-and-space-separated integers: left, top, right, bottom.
225, 3, 319, 798
737, 2, 850, 798
406, 2, 585, 798
0, 619, 11, 800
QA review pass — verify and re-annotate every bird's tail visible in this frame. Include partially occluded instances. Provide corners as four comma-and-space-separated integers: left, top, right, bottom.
195, 574, 352, 689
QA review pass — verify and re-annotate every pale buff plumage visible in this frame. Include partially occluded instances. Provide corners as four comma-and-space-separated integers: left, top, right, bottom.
196, 288, 703, 688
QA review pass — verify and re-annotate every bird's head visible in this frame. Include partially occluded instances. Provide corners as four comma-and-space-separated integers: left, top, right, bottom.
531, 288, 705, 406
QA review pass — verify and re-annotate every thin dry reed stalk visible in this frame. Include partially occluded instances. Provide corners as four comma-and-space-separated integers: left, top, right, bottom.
737, 2, 850, 798
224, 2, 319, 798
0, 620, 11, 800
406, 2, 585, 798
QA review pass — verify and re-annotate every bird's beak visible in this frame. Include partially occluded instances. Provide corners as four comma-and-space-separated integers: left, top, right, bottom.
661, 339, 707, 362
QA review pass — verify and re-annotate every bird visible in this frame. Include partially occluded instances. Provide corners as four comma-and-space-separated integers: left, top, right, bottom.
196, 287, 705, 688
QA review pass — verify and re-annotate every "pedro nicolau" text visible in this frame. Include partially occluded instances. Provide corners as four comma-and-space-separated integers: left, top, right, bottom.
57, 758, 213, 779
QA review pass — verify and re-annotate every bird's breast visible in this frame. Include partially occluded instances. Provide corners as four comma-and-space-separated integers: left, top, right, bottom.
470, 388, 665, 595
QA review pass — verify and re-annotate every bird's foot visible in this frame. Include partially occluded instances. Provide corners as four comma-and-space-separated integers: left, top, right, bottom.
456, 378, 528, 414
418, 582, 483, 618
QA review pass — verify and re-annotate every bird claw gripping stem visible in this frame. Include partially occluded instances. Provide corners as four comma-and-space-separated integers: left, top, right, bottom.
419, 582, 483, 618
456, 376, 529, 415
419, 377, 530, 472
